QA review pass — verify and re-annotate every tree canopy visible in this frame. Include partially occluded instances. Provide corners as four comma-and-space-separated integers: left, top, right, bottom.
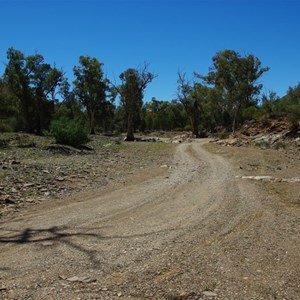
114, 65, 157, 140
3, 48, 64, 133
73, 56, 109, 134
0, 47, 298, 138
197, 49, 270, 131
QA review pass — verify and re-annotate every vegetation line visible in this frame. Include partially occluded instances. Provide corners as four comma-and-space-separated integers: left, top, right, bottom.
0, 48, 299, 146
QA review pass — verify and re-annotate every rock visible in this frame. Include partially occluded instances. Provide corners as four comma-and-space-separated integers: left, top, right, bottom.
56, 177, 65, 182
23, 183, 34, 188
66, 276, 96, 283
239, 175, 300, 183
66, 276, 80, 282
1, 198, 16, 204
41, 241, 54, 246
26, 198, 35, 203
81, 277, 97, 283
241, 175, 274, 181
203, 291, 217, 297
140, 137, 157, 142
0, 286, 7, 291
289, 177, 300, 183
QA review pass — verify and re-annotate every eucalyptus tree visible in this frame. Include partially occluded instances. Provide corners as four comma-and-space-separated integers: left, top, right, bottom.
0, 78, 17, 128
177, 72, 203, 137
143, 98, 175, 131
4, 48, 64, 133
114, 65, 157, 141
73, 56, 109, 134
278, 83, 300, 124
197, 49, 269, 131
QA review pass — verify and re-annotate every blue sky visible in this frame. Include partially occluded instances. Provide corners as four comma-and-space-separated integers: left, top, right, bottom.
1, 0, 300, 102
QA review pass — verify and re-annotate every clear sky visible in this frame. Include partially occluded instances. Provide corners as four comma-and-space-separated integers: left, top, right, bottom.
1, 0, 300, 102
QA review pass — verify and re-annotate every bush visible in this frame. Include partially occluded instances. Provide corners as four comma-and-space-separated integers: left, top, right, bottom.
0, 120, 10, 132
184, 124, 192, 131
216, 131, 230, 139
273, 142, 287, 150
286, 104, 300, 126
255, 140, 270, 149
50, 117, 89, 147
242, 106, 257, 120
0, 117, 18, 132
253, 108, 269, 120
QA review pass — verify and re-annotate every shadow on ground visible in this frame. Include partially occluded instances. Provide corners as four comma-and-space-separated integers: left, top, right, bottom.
0, 225, 174, 268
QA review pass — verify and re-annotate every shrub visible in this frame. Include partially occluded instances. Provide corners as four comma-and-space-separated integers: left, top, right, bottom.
50, 117, 89, 147
0, 120, 10, 132
253, 108, 269, 120
184, 124, 192, 131
242, 106, 257, 120
286, 104, 300, 126
255, 140, 270, 149
217, 131, 230, 139
273, 142, 287, 150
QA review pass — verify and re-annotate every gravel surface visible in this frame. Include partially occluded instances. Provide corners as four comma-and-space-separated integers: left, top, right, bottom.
0, 138, 299, 299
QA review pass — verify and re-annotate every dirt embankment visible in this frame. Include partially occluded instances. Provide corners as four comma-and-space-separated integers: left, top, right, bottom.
0, 136, 299, 299
212, 118, 300, 150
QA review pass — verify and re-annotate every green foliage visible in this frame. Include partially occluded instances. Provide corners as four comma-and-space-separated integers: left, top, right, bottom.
273, 142, 287, 150
142, 98, 185, 131
255, 140, 270, 149
3, 48, 64, 134
242, 106, 257, 120
198, 49, 269, 131
73, 56, 109, 134
216, 131, 231, 139
115, 65, 156, 140
0, 47, 297, 137
184, 124, 192, 131
0, 120, 10, 132
53, 104, 73, 120
281, 84, 300, 125
258, 84, 300, 127
253, 108, 269, 120
50, 117, 89, 147
177, 73, 202, 136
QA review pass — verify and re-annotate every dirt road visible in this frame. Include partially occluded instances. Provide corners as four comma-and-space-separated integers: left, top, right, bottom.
0, 140, 299, 299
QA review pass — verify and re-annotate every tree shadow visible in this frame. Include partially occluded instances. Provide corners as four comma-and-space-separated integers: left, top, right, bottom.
0, 225, 106, 267
0, 225, 174, 268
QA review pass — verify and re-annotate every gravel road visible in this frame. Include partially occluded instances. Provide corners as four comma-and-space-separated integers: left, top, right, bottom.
0, 139, 299, 299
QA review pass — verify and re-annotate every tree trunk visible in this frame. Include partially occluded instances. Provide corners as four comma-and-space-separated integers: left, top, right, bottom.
189, 115, 199, 138
189, 99, 200, 138
232, 104, 240, 133
89, 107, 96, 135
125, 110, 135, 141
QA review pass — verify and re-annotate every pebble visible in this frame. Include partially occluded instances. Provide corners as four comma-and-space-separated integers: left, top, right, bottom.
41, 241, 54, 246
203, 291, 218, 297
